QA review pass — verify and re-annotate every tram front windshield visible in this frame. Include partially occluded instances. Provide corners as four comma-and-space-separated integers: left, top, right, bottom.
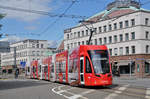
88, 50, 110, 74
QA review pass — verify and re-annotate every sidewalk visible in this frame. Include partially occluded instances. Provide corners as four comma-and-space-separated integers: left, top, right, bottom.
113, 76, 150, 88
0, 74, 26, 80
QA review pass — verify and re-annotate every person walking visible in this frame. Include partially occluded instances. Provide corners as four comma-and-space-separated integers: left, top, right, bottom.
15, 68, 19, 79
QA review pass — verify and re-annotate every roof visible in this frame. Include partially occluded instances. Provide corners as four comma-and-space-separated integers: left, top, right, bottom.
86, 6, 141, 23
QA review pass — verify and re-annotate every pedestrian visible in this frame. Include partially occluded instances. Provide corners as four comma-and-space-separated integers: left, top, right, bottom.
15, 68, 19, 79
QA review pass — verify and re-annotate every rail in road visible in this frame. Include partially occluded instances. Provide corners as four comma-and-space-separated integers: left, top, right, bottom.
52, 84, 150, 99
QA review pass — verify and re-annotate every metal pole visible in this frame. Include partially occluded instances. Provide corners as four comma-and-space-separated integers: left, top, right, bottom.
13, 47, 16, 69
88, 30, 94, 45
130, 62, 131, 77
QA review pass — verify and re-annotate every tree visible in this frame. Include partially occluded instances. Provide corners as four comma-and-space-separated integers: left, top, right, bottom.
0, 13, 5, 37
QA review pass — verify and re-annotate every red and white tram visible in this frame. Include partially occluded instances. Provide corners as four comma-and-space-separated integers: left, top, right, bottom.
30, 45, 112, 86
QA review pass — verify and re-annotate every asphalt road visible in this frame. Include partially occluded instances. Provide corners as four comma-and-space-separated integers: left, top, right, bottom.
0, 79, 150, 99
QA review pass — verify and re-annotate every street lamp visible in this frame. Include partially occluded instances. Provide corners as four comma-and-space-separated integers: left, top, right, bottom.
129, 58, 132, 77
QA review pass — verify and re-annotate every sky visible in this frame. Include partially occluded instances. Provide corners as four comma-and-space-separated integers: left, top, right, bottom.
0, 0, 150, 46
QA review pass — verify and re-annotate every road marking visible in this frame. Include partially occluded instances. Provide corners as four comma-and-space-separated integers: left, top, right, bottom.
104, 84, 129, 99
145, 88, 150, 99
52, 85, 94, 99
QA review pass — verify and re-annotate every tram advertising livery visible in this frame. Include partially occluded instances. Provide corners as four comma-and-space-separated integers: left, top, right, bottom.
30, 45, 112, 86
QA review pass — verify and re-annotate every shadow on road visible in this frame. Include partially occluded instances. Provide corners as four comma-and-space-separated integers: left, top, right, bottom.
69, 84, 119, 90
0, 79, 49, 91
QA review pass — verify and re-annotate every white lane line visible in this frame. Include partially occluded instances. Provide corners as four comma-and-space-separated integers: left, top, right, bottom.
52, 85, 94, 99
104, 84, 129, 99
81, 90, 95, 95
145, 88, 150, 99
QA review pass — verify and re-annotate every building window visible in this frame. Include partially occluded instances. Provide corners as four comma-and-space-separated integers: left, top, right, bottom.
131, 19, 135, 26
82, 31, 84, 37
104, 37, 107, 44
82, 41, 84, 45
114, 48, 118, 56
146, 31, 149, 39
71, 43, 73, 48
99, 27, 102, 33
125, 33, 129, 41
114, 35, 117, 43
94, 28, 97, 34
125, 47, 129, 55
70, 33, 73, 39
145, 18, 149, 25
131, 32, 135, 40
103, 25, 107, 32
145, 62, 150, 73
109, 36, 112, 44
109, 24, 112, 31
119, 47, 123, 55
146, 45, 149, 53
109, 49, 112, 56
78, 32, 80, 37
94, 39, 97, 45
119, 34, 123, 42
86, 30, 88, 36
131, 46, 135, 54
119, 21, 123, 29
99, 38, 102, 45
74, 32, 76, 38
125, 20, 129, 27
78, 42, 80, 46
114, 23, 117, 30
37, 51, 40, 56
32, 43, 35, 48
86, 40, 88, 45
37, 44, 39, 48
67, 44, 69, 49
67, 34, 69, 39
32, 51, 35, 56
41, 44, 43, 48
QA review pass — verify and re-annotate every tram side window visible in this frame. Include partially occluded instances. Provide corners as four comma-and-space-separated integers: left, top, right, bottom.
86, 57, 92, 73
51, 63, 54, 73
59, 62, 62, 73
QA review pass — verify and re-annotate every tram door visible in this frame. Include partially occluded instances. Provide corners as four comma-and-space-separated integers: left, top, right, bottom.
80, 57, 84, 85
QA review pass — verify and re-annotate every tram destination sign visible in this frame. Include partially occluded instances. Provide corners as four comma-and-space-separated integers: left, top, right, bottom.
0, 41, 10, 52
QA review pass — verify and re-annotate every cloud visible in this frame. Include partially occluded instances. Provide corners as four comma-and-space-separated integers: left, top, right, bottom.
0, 0, 52, 21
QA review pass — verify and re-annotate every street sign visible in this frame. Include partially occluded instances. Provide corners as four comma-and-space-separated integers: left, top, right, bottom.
20, 61, 26, 68
0, 41, 10, 52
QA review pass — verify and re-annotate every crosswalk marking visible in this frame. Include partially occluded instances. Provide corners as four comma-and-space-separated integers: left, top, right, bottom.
104, 84, 129, 99
145, 88, 150, 99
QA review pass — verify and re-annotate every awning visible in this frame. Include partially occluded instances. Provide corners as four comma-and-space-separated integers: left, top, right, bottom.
117, 60, 130, 66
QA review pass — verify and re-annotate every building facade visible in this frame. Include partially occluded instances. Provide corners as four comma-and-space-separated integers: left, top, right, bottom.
1, 39, 55, 75
64, 0, 150, 77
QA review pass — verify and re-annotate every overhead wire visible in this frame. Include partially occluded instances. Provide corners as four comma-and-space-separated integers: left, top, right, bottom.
0, 5, 86, 19
39, 0, 78, 36
40, 0, 78, 47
